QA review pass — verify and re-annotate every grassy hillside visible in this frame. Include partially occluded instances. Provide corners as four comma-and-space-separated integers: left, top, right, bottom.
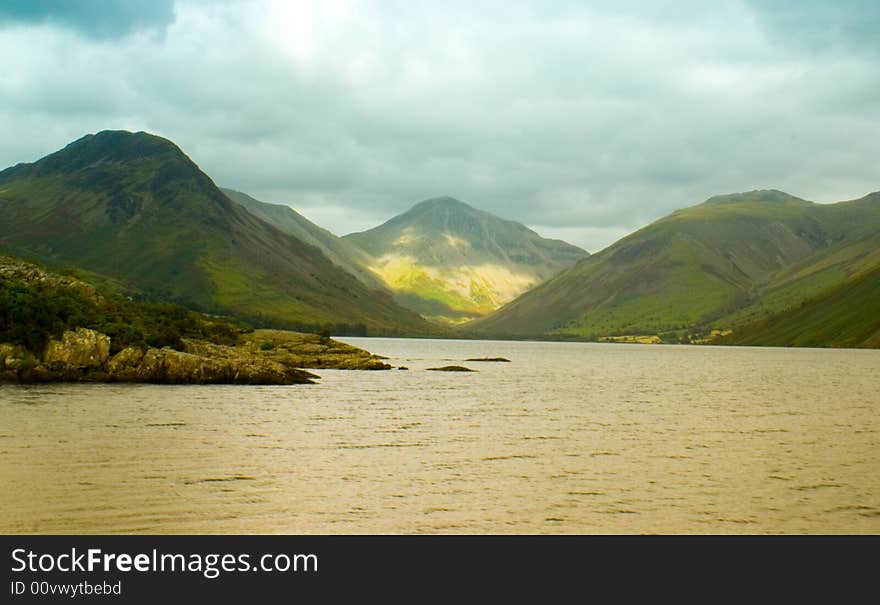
716, 265, 880, 348
470, 190, 880, 343
715, 193, 880, 329
0, 131, 434, 336
221, 188, 384, 289
0, 255, 247, 355
344, 196, 588, 323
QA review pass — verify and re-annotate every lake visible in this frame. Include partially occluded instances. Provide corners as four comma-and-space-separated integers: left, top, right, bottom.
1, 338, 878, 534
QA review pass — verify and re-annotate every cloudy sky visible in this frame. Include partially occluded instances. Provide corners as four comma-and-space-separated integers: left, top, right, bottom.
1, 1, 878, 251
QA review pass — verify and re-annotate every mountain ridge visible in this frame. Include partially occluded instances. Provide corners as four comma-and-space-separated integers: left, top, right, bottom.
4, 130, 876, 347
343, 196, 589, 323
220, 187, 384, 290
0, 130, 435, 335
470, 188, 880, 345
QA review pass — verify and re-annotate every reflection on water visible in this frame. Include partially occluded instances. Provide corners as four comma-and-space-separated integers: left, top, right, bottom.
1, 339, 878, 534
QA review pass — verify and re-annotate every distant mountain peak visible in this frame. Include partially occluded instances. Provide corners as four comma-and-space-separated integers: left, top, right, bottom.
0, 130, 193, 184
83, 129, 169, 143
411, 196, 469, 209
702, 189, 810, 206
403, 196, 479, 219
64, 129, 184, 158
344, 196, 588, 324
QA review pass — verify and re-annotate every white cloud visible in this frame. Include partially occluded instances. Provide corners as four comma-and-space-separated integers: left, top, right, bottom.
0, 0, 878, 252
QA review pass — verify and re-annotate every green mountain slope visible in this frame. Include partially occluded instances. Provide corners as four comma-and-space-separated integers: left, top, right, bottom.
221, 188, 383, 289
471, 190, 880, 341
717, 264, 880, 348
0, 130, 433, 335
344, 196, 589, 323
716, 192, 880, 328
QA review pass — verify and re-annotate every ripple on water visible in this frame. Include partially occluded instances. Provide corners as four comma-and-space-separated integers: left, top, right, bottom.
0, 339, 878, 534
186, 476, 257, 484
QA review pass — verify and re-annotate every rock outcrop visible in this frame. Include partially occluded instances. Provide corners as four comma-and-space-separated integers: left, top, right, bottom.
0, 326, 390, 385
0, 343, 37, 380
105, 345, 317, 385
43, 327, 111, 370
0, 255, 391, 385
236, 330, 392, 370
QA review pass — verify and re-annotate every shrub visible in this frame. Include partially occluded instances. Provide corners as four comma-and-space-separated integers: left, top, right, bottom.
0, 275, 251, 354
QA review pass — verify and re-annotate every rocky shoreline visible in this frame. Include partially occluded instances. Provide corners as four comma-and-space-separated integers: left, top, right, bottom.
0, 328, 390, 385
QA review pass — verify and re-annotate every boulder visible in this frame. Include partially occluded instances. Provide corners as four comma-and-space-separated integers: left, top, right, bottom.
0, 344, 39, 381
0, 343, 16, 369
43, 328, 110, 370
107, 345, 317, 384
1, 343, 32, 377
106, 346, 146, 378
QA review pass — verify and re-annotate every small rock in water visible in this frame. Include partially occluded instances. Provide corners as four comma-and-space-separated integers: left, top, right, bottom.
465, 357, 511, 362
398, 366, 409, 370
426, 365, 476, 372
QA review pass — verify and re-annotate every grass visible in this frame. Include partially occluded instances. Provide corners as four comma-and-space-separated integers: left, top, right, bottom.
367, 254, 539, 322
719, 266, 880, 348
553, 268, 735, 337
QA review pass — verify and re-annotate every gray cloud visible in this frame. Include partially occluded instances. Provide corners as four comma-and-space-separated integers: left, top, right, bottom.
0, 0, 174, 38
0, 0, 878, 252
747, 0, 880, 55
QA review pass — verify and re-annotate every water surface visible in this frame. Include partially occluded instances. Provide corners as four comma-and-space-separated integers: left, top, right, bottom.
1, 339, 877, 533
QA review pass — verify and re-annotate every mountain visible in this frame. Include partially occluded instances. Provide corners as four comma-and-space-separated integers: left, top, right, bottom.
717, 264, 880, 348
343, 196, 589, 323
0, 130, 434, 335
221, 188, 382, 289
471, 189, 880, 343
713, 192, 880, 327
